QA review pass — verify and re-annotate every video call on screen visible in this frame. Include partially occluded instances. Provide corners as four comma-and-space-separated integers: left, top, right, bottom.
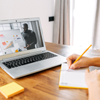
0, 20, 43, 56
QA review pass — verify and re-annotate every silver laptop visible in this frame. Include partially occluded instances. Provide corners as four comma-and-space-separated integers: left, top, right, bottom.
0, 18, 66, 79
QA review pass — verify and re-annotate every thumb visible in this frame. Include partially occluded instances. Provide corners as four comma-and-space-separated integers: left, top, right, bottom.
85, 69, 89, 75
70, 61, 81, 69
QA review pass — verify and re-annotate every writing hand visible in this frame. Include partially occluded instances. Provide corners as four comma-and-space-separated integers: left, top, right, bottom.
66, 54, 91, 69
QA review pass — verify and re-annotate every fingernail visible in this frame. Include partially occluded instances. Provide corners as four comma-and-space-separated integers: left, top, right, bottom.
70, 65, 73, 69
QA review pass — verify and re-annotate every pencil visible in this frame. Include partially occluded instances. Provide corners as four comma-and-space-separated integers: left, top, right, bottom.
73, 44, 92, 64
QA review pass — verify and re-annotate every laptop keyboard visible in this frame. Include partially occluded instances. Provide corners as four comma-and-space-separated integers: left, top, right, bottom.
3, 52, 57, 69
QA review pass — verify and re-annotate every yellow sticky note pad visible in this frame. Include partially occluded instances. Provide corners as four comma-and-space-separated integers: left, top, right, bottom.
0, 82, 24, 98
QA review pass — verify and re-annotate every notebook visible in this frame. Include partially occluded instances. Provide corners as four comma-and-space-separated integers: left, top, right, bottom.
0, 18, 66, 79
59, 62, 88, 89
0, 82, 24, 98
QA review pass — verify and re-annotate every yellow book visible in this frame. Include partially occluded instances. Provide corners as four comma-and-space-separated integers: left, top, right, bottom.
0, 82, 24, 98
59, 62, 88, 89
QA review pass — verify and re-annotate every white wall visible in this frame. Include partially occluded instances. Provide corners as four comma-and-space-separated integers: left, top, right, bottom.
0, 0, 55, 42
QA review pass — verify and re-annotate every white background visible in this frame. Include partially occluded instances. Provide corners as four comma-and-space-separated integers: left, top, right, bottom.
0, 0, 55, 42
73, 0, 97, 48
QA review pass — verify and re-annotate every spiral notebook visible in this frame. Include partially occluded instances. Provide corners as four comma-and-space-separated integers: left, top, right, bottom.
59, 63, 88, 89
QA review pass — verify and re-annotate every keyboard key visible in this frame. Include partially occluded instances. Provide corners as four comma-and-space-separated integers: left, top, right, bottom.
2, 52, 57, 69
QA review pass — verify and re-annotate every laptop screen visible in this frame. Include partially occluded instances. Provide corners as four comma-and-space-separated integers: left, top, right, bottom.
0, 19, 44, 56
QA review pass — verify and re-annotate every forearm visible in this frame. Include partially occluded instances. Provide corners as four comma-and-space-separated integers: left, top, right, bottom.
89, 57, 100, 67
88, 83, 100, 100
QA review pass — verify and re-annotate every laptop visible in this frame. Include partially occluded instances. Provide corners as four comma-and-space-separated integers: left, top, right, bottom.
0, 18, 66, 79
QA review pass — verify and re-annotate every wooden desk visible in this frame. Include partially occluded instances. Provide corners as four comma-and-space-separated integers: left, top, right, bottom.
0, 42, 100, 100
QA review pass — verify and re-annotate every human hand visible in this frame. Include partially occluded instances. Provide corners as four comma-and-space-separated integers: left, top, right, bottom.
24, 47, 27, 49
85, 69, 100, 87
27, 44, 30, 48
24, 44, 30, 49
66, 54, 91, 69
85, 69, 100, 100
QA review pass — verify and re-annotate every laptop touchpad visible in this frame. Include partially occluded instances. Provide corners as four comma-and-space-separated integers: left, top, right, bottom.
26, 63, 46, 71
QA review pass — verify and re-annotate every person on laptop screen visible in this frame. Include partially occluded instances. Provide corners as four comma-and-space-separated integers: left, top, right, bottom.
21, 23, 37, 50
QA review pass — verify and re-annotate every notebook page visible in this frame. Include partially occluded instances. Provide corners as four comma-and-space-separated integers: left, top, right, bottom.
59, 63, 88, 88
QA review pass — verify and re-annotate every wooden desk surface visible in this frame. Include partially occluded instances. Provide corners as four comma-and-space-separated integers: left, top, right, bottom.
0, 42, 100, 100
